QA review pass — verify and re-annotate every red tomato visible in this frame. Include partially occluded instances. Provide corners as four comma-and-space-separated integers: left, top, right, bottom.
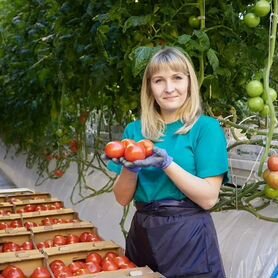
49, 260, 65, 273
53, 235, 67, 246
86, 261, 102, 273
268, 155, 278, 171
121, 139, 136, 148
104, 141, 125, 159
0, 222, 8, 230
86, 252, 102, 264
120, 262, 137, 269
24, 221, 38, 230
9, 220, 22, 228
30, 267, 51, 278
79, 232, 89, 242
101, 258, 119, 271
44, 239, 54, 248
36, 242, 46, 250
113, 255, 130, 267
53, 266, 72, 278
65, 234, 79, 244
2, 265, 26, 278
53, 202, 63, 209
137, 139, 154, 157
2, 242, 20, 252
41, 218, 53, 226
69, 140, 79, 154
124, 144, 146, 162
103, 251, 119, 261
86, 233, 101, 242
21, 241, 34, 250
23, 204, 36, 212
73, 268, 91, 276
68, 261, 84, 273
54, 169, 64, 178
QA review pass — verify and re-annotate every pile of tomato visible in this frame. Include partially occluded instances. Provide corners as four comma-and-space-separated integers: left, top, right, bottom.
263, 155, 278, 199
104, 139, 154, 162
1, 265, 51, 278
244, 0, 271, 28
246, 79, 277, 116
49, 251, 136, 277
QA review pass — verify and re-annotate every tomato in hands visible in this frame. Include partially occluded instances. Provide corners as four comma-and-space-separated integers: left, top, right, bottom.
124, 144, 146, 162
104, 141, 125, 159
137, 139, 154, 157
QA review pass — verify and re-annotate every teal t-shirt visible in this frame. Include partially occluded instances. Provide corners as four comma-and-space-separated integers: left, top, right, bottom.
108, 115, 229, 203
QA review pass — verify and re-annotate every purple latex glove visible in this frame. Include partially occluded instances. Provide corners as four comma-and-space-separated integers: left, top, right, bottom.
123, 147, 173, 170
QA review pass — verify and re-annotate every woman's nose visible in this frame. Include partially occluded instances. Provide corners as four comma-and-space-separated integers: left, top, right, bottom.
165, 81, 175, 93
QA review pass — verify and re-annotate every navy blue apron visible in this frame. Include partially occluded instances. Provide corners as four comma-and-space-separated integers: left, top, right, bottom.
125, 199, 226, 278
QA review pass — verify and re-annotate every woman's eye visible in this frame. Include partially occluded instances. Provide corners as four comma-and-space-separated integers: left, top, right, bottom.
154, 79, 162, 83
174, 76, 183, 80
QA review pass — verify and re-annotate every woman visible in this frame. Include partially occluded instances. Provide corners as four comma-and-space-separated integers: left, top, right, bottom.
107, 47, 228, 278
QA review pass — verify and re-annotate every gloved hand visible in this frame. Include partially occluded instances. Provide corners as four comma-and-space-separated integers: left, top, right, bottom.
123, 147, 173, 170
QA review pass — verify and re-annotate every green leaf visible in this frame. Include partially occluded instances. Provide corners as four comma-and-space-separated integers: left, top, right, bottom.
123, 15, 152, 32
193, 30, 210, 52
130, 46, 161, 77
207, 48, 219, 73
177, 34, 192, 45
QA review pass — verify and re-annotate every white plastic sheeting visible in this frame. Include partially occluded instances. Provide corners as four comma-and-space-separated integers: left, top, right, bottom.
1, 141, 278, 278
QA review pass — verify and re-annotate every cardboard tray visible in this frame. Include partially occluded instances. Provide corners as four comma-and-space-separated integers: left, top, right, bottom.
0, 249, 48, 277
31, 221, 100, 246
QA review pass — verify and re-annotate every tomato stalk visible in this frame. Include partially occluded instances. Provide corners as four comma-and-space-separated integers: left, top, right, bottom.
198, 0, 206, 87
258, 0, 278, 176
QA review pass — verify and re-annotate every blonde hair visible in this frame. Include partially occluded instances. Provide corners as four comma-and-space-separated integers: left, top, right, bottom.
140, 47, 202, 140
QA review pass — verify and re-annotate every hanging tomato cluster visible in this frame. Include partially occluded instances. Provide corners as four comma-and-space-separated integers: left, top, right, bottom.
263, 155, 278, 199
246, 79, 277, 116
244, 0, 271, 28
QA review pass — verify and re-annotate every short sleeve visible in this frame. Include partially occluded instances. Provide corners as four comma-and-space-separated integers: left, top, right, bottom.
194, 118, 229, 183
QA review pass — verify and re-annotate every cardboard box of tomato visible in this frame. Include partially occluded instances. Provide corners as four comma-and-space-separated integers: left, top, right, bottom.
0, 229, 35, 255
0, 249, 49, 277
21, 208, 80, 226
13, 198, 64, 214
30, 221, 102, 251
3, 192, 52, 203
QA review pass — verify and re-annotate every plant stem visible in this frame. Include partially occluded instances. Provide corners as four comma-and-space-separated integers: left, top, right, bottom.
258, 0, 278, 176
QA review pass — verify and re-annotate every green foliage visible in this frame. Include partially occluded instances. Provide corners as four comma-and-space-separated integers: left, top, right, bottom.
0, 0, 277, 179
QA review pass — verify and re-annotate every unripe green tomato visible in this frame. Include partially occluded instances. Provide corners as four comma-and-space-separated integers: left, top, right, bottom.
260, 104, 270, 117
188, 16, 200, 28
254, 0, 271, 17
264, 184, 278, 199
247, 96, 264, 112
244, 13, 260, 28
262, 88, 277, 103
56, 129, 63, 137
246, 80, 264, 97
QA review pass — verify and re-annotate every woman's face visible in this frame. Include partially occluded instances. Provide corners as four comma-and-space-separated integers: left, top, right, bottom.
150, 67, 189, 123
